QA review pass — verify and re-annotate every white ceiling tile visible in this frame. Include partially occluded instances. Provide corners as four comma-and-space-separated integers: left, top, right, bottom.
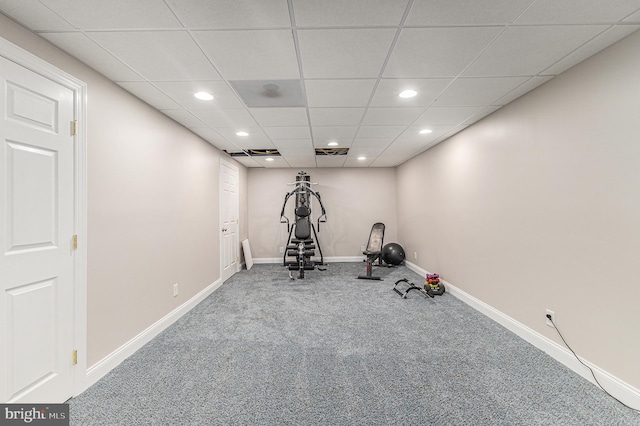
351, 138, 394, 149
39, 0, 182, 29
284, 157, 318, 168
272, 139, 314, 149
414, 106, 486, 125
293, 0, 409, 27
357, 126, 406, 138
624, 8, 640, 21
384, 27, 503, 78
207, 139, 244, 152
40, 32, 143, 81
493, 77, 553, 105
312, 138, 353, 148
312, 126, 358, 141
154, 81, 242, 109
161, 109, 207, 127
386, 137, 432, 154
0, 0, 74, 30
370, 78, 452, 107
249, 108, 309, 127
516, 0, 640, 24
434, 77, 529, 106
347, 146, 386, 158
231, 156, 262, 167
305, 80, 376, 107
361, 107, 424, 125
542, 25, 640, 75
370, 154, 409, 167
214, 127, 271, 143
254, 156, 288, 168
277, 146, 315, 156
166, 0, 291, 28
191, 109, 258, 127
88, 31, 221, 81
117, 82, 182, 109
263, 127, 312, 139
308, 108, 365, 126
463, 25, 608, 77
315, 155, 346, 167
298, 29, 396, 78
235, 139, 277, 149
188, 128, 238, 148
397, 125, 453, 141
406, 0, 532, 25
193, 30, 299, 80
343, 157, 376, 167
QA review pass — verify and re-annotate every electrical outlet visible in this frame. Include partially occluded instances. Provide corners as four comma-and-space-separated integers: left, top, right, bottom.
545, 309, 555, 327
279, 246, 284, 254
413, 252, 418, 260
173, 283, 179, 297
361, 245, 366, 252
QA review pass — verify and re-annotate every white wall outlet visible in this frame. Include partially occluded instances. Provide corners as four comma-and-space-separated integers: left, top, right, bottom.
279, 246, 284, 254
413, 252, 418, 260
173, 283, 179, 297
545, 309, 555, 327
361, 245, 366, 252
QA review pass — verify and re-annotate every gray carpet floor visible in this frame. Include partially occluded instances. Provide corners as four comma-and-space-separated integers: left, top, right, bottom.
69, 263, 640, 425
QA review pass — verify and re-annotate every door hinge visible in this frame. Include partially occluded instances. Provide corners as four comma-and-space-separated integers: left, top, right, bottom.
72, 234, 78, 250
72, 120, 78, 136
72, 350, 78, 365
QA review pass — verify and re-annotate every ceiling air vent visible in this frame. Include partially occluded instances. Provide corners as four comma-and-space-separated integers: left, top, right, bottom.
315, 148, 349, 156
224, 149, 281, 157
229, 80, 306, 107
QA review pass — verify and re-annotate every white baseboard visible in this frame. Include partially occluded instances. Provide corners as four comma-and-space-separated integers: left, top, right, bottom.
404, 260, 640, 409
82, 279, 222, 391
254, 256, 364, 264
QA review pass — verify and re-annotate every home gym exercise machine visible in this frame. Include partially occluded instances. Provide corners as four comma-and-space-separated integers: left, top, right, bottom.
393, 273, 446, 299
280, 171, 327, 279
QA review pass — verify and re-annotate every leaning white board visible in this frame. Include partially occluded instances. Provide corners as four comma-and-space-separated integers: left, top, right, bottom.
242, 239, 253, 270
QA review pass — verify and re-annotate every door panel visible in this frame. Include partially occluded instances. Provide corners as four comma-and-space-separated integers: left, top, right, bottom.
221, 160, 239, 282
0, 55, 75, 403
5, 141, 58, 252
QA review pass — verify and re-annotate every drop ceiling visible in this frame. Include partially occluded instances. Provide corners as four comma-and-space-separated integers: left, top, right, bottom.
2, 0, 639, 168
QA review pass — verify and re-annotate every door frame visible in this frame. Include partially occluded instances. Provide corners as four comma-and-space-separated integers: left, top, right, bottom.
219, 158, 240, 282
0, 37, 88, 398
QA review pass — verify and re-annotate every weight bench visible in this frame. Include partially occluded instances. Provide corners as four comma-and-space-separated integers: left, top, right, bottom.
358, 222, 385, 280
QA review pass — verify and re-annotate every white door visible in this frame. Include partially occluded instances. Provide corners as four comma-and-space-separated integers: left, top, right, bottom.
0, 55, 75, 403
220, 159, 239, 282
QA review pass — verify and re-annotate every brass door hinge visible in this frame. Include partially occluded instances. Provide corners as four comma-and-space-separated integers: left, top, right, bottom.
72, 350, 78, 365
72, 120, 78, 136
72, 235, 78, 250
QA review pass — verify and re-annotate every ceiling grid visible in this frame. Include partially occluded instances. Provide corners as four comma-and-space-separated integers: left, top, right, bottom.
2, 0, 640, 167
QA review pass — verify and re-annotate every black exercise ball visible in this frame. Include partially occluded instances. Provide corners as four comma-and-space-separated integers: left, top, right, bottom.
382, 242, 405, 265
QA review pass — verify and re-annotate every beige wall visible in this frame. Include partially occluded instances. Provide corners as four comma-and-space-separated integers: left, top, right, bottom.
0, 15, 248, 367
248, 168, 398, 260
397, 30, 640, 389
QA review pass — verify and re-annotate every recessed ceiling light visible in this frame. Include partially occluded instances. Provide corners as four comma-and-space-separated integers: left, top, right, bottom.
194, 91, 214, 101
327, 141, 339, 147
265, 157, 274, 162
357, 156, 366, 161
399, 89, 417, 98
236, 131, 249, 136
419, 128, 433, 134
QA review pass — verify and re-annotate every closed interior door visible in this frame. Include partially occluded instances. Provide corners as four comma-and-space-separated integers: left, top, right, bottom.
220, 160, 239, 282
0, 55, 75, 403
